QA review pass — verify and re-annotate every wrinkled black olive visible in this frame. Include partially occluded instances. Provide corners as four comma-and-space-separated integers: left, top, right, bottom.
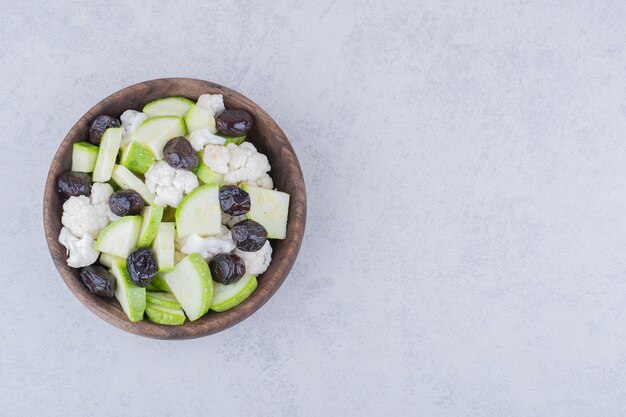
57, 171, 91, 198
89, 115, 121, 145
163, 137, 199, 171
109, 190, 144, 216
80, 265, 116, 297
216, 109, 253, 137
219, 185, 251, 216
231, 219, 267, 252
126, 248, 158, 287
209, 253, 246, 285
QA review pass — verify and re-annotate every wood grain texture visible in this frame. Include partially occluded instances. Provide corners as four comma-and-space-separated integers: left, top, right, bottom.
43, 78, 306, 340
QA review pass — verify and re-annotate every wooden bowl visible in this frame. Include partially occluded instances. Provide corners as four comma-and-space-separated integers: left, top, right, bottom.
43, 78, 306, 339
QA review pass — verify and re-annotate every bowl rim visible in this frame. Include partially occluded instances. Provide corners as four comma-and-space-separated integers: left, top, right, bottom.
43, 77, 306, 339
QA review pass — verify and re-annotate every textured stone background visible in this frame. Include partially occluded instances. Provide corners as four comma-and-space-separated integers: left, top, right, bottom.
2, 1, 626, 415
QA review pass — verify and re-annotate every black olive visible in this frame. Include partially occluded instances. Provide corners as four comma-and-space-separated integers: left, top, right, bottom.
231, 219, 267, 252
163, 137, 199, 171
80, 265, 116, 297
209, 253, 246, 284
89, 115, 121, 145
219, 185, 251, 216
216, 109, 253, 137
57, 171, 92, 198
126, 248, 158, 287
109, 190, 144, 216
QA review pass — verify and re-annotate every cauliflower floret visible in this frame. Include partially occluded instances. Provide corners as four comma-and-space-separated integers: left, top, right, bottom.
62, 195, 110, 238
221, 213, 246, 228
90, 182, 119, 221
242, 173, 274, 190
61, 183, 115, 238
145, 161, 199, 207
121, 110, 148, 134
90, 183, 113, 208
179, 226, 235, 259
203, 144, 230, 174
202, 142, 272, 186
223, 142, 271, 184
173, 169, 199, 193
196, 94, 225, 115
58, 227, 99, 268
189, 128, 226, 151
235, 241, 272, 275
120, 110, 148, 147
90, 182, 113, 205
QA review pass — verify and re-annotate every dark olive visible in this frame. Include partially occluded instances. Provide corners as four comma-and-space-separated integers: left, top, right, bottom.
219, 185, 251, 216
89, 115, 121, 145
209, 253, 246, 284
109, 190, 144, 216
231, 219, 267, 252
163, 137, 199, 171
80, 265, 116, 297
126, 248, 158, 287
57, 171, 91, 198
216, 109, 253, 137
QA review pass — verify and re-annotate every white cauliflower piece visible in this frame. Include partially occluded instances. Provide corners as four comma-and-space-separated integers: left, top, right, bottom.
242, 173, 274, 189
221, 213, 246, 228
235, 241, 272, 275
197, 94, 225, 115
202, 142, 272, 185
90, 182, 113, 205
90, 182, 119, 221
62, 195, 110, 238
203, 144, 230, 174
121, 110, 148, 134
58, 227, 99, 268
145, 161, 199, 207
180, 226, 235, 259
189, 128, 226, 151
120, 110, 148, 147
223, 142, 271, 184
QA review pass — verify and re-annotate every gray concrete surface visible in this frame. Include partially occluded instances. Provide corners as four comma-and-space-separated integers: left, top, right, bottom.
2, 0, 626, 415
